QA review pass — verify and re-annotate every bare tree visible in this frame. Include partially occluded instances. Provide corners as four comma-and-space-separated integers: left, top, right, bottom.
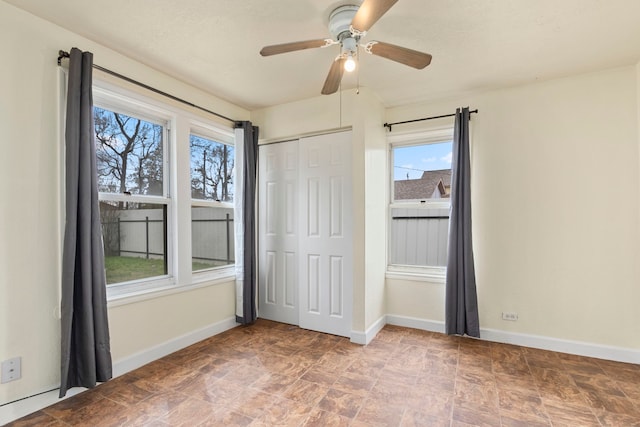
94, 107, 162, 196
190, 136, 234, 201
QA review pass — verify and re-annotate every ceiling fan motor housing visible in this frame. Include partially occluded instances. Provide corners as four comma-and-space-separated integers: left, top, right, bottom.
328, 5, 359, 41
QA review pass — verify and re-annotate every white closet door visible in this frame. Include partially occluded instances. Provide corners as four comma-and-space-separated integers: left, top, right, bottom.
298, 131, 353, 337
257, 140, 299, 325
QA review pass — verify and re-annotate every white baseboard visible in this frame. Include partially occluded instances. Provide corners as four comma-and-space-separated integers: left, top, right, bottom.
0, 387, 84, 426
351, 315, 386, 345
386, 314, 445, 334
113, 316, 238, 376
385, 314, 640, 364
0, 316, 238, 426
480, 328, 640, 364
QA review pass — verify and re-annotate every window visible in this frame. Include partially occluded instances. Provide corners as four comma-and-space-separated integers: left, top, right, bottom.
90, 83, 236, 298
190, 132, 235, 273
388, 128, 453, 277
95, 105, 170, 288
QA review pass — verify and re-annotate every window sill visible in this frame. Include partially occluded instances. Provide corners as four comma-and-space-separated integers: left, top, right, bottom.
107, 271, 235, 308
191, 265, 236, 285
386, 266, 446, 284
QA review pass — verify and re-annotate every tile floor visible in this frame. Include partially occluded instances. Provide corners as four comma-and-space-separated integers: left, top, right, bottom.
7, 319, 640, 426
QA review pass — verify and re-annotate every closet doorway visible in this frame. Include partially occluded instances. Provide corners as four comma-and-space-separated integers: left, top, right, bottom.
258, 131, 353, 337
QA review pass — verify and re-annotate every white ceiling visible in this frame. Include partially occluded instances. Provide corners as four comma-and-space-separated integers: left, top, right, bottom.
6, 0, 640, 110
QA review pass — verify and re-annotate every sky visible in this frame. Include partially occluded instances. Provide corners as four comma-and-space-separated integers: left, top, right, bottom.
393, 141, 453, 180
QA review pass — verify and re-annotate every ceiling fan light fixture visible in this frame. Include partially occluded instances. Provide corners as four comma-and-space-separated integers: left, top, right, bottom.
344, 54, 356, 72
259, 0, 431, 95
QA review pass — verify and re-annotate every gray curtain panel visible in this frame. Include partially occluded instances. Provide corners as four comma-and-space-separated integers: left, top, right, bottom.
445, 107, 480, 337
60, 47, 112, 397
236, 121, 259, 325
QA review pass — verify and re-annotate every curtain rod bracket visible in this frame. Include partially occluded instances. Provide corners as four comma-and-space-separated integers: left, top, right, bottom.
56, 49, 237, 124
57, 50, 70, 66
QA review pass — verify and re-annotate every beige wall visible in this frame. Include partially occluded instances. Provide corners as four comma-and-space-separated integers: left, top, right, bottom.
3, 0, 639, 411
0, 2, 246, 405
108, 283, 235, 361
356, 90, 388, 329
387, 65, 640, 350
251, 88, 388, 336
255, 64, 640, 352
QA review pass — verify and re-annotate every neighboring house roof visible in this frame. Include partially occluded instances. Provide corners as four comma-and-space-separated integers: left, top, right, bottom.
394, 169, 452, 200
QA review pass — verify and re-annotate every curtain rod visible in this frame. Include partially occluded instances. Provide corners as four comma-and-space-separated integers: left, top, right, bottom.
383, 109, 478, 132
57, 50, 238, 125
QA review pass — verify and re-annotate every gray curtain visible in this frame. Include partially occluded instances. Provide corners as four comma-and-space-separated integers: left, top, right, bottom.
60, 48, 112, 397
236, 121, 259, 325
445, 107, 480, 337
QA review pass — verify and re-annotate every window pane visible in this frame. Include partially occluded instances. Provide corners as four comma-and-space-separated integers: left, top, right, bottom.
100, 201, 167, 284
390, 141, 452, 267
191, 206, 235, 271
393, 141, 452, 201
389, 207, 449, 267
190, 135, 234, 202
94, 107, 164, 195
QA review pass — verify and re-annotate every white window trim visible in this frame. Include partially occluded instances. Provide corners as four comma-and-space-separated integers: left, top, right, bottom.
387, 126, 454, 280
93, 94, 174, 299
386, 265, 447, 284
189, 127, 237, 281
88, 78, 237, 302
107, 274, 235, 307
389, 200, 451, 210
190, 199, 236, 282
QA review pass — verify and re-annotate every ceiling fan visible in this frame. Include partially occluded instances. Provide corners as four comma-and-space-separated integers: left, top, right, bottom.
259, 0, 432, 95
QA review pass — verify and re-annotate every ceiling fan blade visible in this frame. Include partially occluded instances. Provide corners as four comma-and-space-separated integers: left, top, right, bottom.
321, 57, 345, 95
351, 0, 398, 32
260, 39, 328, 56
367, 41, 432, 69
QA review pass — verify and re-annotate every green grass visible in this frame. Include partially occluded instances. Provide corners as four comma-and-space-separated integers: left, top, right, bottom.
105, 256, 231, 284
105, 256, 165, 284
192, 261, 218, 272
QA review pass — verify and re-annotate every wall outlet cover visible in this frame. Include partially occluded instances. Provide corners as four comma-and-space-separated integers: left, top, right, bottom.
502, 312, 518, 321
1, 357, 22, 383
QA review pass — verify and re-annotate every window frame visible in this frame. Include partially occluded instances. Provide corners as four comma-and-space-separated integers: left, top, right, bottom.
189, 123, 236, 282
93, 88, 174, 298
387, 126, 454, 282
88, 80, 237, 301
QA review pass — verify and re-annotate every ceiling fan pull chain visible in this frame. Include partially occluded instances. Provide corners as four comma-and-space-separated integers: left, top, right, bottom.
356, 48, 360, 95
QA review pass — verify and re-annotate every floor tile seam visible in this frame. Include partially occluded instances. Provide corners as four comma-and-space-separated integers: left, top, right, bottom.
610, 378, 640, 403
570, 377, 622, 415
37, 409, 73, 427
538, 396, 604, 427
41, 392, 107, 423
93, 391, 145, 412
277, 393, 336, 426
572, 379, 630, 403
596, 393, 640, 417
492, 364, 542, 399
496, 405, 552, 424
524, 358, 573, 401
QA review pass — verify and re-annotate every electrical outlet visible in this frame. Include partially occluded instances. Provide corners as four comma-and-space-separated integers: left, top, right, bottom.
502, 312, 518, 321
1, 357, 22, 383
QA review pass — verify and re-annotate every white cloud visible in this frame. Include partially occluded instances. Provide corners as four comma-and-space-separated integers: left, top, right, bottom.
441, 152, 452, 165
421, 157, 437, 163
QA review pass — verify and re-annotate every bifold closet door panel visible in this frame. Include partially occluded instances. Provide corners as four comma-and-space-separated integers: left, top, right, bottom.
298, 131, 353, 338
258, 140, 299, 325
